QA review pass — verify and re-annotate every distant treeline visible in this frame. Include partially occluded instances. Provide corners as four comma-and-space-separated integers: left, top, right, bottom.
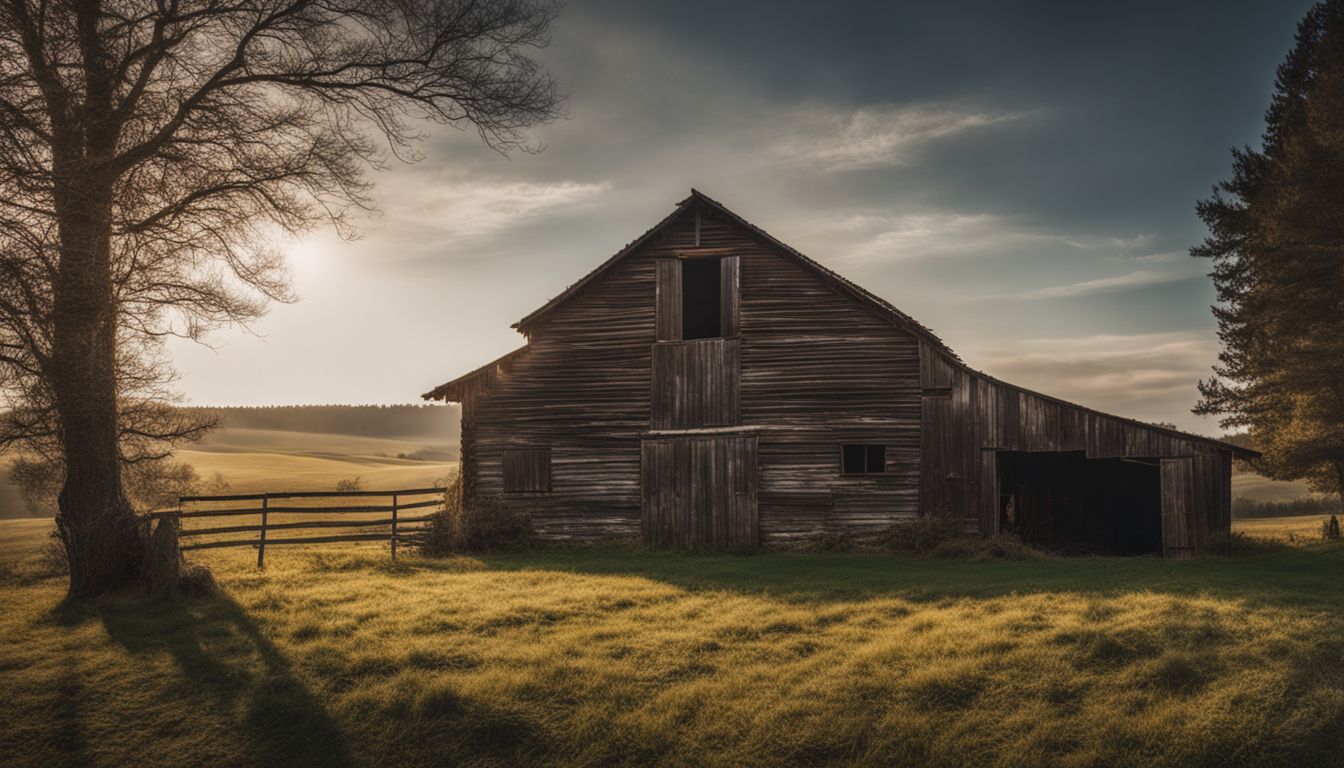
184, 404, 461, 440
1232, 496, 1340, 519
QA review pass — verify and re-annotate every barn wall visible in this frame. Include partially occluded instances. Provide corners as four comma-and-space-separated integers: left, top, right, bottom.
712, 207, 922, 542
466, 230, 658, 538
466, 202, 924, 541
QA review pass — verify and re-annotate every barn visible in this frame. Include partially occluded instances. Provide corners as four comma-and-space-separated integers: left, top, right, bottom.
423, 190, 1256, 555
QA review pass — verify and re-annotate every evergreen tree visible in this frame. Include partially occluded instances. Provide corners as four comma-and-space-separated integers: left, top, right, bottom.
1194, 1, 1344, 499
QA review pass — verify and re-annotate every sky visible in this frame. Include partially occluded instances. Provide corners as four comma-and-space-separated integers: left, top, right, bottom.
166, 0, 1316, 435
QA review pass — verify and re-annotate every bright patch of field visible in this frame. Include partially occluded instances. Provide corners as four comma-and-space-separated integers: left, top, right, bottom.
193, 428, 454, 462
1234, 514, 1335, 542
1, 521, 1342, 767
176, 449, 452, 496
177, 427, 456, 494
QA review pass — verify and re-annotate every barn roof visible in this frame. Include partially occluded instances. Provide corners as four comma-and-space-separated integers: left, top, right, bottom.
421, 345, 526, 402
965, 364, 1258, 458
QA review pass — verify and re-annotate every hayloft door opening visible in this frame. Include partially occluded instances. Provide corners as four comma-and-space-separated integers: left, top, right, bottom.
681, 257, 722, 340
641, 434, 758, 549
656, 255, 739, 342
997, 451, 1161, 554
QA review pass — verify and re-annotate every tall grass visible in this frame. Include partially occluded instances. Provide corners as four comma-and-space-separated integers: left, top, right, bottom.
1, 521, 1343, 767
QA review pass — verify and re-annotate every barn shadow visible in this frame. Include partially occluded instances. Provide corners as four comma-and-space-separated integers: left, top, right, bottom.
97, 595, 352, 768
479, 543, 1344, 612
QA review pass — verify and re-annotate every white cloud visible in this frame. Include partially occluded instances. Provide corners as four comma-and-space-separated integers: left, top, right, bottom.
962, 331, 1219, 430
802, 209, 1086, 266
772, 104, 1027, 171
803, 210, 1022, 263
1018, 270, 1188, 300
390, 175, 612, 239
797, 207, 1198, 276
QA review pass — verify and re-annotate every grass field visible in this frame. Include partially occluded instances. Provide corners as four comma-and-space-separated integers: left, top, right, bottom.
2, 519, 1343, 767
1234, 514, 1337, 542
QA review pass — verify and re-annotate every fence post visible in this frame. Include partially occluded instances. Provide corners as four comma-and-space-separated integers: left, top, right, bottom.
390, 493, 399, 561
257, 493, 269, 569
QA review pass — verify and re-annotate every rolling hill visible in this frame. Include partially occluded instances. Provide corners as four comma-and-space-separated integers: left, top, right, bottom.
0, 405, 460, 518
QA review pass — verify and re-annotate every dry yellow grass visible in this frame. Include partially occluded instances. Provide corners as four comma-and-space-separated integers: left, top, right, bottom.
1234, 514, 1337, 542
1, 519, 1343, 767
175, 448, 452, 494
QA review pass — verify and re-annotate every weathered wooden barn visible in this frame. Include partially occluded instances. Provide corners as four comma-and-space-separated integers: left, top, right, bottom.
424, 190, 1256, 555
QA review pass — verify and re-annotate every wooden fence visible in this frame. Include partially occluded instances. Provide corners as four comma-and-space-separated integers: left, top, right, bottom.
148, 487, 446, 567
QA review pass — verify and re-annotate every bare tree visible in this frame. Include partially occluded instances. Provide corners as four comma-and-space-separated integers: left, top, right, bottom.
0, 0, 563, 597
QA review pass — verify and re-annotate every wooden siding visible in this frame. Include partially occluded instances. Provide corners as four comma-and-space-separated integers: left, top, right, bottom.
720, 255, 740, 337
651, 338, 740, 429
1160, 453, 1232, 555
465, 234, 657, 539
1160, 458, 1196, 555
732, 211, 922, 542
642, 434, 758, 548
655, 259, 681, 342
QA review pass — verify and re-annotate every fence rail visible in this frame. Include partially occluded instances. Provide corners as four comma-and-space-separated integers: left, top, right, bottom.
148, 487, 445, 567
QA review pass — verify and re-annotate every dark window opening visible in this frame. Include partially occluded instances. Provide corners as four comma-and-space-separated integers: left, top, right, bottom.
842, 444, 886, 474
503, 448, 551, 493
866, 445, 885, 473
681, 257, 722, 340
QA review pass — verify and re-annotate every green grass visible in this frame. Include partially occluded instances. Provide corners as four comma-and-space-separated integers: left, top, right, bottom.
2, 519, 1344, 767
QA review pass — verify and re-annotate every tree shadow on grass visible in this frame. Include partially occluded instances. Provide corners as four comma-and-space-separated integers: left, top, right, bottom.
96, 595, 353, 768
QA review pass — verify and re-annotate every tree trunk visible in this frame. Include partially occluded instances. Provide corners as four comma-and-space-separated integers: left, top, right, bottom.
50, 172, 140, 598
48, 2, 145, 598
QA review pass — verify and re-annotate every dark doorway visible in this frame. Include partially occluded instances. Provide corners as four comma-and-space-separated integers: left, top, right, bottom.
997, 451, 1161, 554
681, 257, 722, 340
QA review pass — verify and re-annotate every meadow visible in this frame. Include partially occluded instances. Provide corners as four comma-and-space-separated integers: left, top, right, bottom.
1, 517, 1343, 768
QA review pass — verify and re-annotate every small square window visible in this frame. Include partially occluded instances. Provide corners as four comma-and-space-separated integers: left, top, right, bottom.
841, 444, 886, 474
503, 448, 551, 493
